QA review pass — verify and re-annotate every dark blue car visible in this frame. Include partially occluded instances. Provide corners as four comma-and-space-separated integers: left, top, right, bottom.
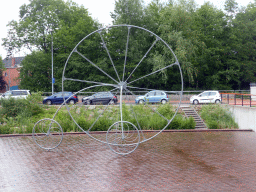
43, 92, 78, 105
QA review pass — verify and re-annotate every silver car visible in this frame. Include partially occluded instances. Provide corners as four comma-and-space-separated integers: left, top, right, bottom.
190, 91, 221, 105
0, 90, 31, 100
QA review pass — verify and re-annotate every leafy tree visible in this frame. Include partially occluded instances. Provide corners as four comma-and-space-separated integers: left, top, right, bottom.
4, 0, 256, 92
0, 56, 7, 91
224, 0, 238, 20
4, 0, 100, 92
19, 51, 51, 91
2, 0, 99, 56
231, 1, 256, 89
157, 0, 201, 87
111, 0, 145, 26
192, 2, 229, 89
0, 56, 4, 70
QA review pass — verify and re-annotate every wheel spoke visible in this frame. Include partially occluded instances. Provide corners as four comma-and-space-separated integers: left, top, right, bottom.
127, 62, 178, 85
122, 27, 131, 81
126, 86, 156, 92
64, 77, 117, 87
124, 89, 146, 141
125, 38, 159, 82
75, 49, 119, 84
98, 31, 121, 82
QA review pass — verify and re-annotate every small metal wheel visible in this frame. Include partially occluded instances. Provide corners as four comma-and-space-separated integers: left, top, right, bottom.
106, 121, 140, 155
32, 118, 63, 150
193, 99, 199, 105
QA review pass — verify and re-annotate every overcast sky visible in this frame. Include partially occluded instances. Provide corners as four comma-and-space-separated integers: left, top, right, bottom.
0, 0, 254, 59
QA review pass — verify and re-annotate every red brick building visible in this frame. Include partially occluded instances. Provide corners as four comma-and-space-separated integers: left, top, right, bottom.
1, 57, 24, 93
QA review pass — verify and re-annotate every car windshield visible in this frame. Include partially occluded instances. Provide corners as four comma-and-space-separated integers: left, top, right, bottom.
53, 92, 63, 97
4, 91, 12, 96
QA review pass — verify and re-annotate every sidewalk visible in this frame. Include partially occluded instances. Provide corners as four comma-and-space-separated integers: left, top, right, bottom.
1, 131, 256, 191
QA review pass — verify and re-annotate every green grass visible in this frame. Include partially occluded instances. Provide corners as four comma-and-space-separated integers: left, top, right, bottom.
199, 104, 238, 129
0, 97, 196, 134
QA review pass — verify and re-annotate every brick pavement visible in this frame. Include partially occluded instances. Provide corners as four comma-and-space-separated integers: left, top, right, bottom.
1, 131, 256, 192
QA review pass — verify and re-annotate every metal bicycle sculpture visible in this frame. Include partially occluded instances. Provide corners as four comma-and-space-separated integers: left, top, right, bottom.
33, 25, 183, 155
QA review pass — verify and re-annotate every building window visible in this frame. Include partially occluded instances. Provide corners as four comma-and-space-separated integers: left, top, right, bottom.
5, 72, 7, 76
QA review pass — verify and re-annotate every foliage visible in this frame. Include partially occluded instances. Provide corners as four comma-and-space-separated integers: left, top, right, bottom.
2, 0, 98, 56
19, 51, 52, 91
0, 56, 7, 91
0, 92, 43, 119
0, 56, 4, 70
0, 103, 196, 134
111, 0, 144, 25
2, 0, 100, 92
199, 104, 238, 129
2, 0, 256, 92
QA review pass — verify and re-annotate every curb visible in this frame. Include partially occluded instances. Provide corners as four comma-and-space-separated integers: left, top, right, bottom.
0, 129, 253, 137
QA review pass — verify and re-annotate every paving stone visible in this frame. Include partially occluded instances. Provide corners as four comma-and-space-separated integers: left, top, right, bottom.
0, 131, 256, 191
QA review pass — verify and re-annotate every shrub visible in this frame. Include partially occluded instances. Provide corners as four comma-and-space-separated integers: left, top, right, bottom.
199, 104, 238, 129
0, 92, 43, 120
0, 100, 196, 134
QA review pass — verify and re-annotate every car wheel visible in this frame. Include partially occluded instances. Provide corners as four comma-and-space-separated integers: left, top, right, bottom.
46, 100, 52, 105
193, 99, 199, 105
69, 100, 75, 105
109, 100, 115, 105
86, 100, 91, 105
138, 100, 144, 104
215, 99, 220, 104
161, 99, 167, 104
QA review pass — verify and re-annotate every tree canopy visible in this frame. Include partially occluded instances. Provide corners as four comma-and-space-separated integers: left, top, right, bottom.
2, 0, 256, 92
0, 56, 7, 91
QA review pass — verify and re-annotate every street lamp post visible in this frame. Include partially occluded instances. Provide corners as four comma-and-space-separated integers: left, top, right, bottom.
51, 30, 54, 95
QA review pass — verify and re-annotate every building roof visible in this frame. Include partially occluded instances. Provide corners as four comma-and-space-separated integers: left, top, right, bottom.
3, 57, 25, 68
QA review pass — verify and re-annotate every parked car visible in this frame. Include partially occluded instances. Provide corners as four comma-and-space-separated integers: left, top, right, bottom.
43, 92, 78, 105
82, 92, 118, 105
0, 90, 31, 100
135, 90, 169, 104
190, 91, 221, 105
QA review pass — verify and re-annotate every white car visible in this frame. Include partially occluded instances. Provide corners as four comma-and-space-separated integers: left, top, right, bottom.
0, 90, 31, 100
190, 91, 221, 105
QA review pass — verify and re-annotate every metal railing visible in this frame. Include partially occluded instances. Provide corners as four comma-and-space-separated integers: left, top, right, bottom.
221, 93, 256, 107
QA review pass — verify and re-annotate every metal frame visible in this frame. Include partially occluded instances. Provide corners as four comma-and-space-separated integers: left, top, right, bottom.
33, 24, 184, 155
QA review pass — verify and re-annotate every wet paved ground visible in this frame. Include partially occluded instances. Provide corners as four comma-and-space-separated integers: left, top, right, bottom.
1, 131, 256, 192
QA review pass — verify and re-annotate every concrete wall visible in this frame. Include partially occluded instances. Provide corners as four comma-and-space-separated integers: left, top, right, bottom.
251, 84, 256, 101
224, 105, 256, 132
